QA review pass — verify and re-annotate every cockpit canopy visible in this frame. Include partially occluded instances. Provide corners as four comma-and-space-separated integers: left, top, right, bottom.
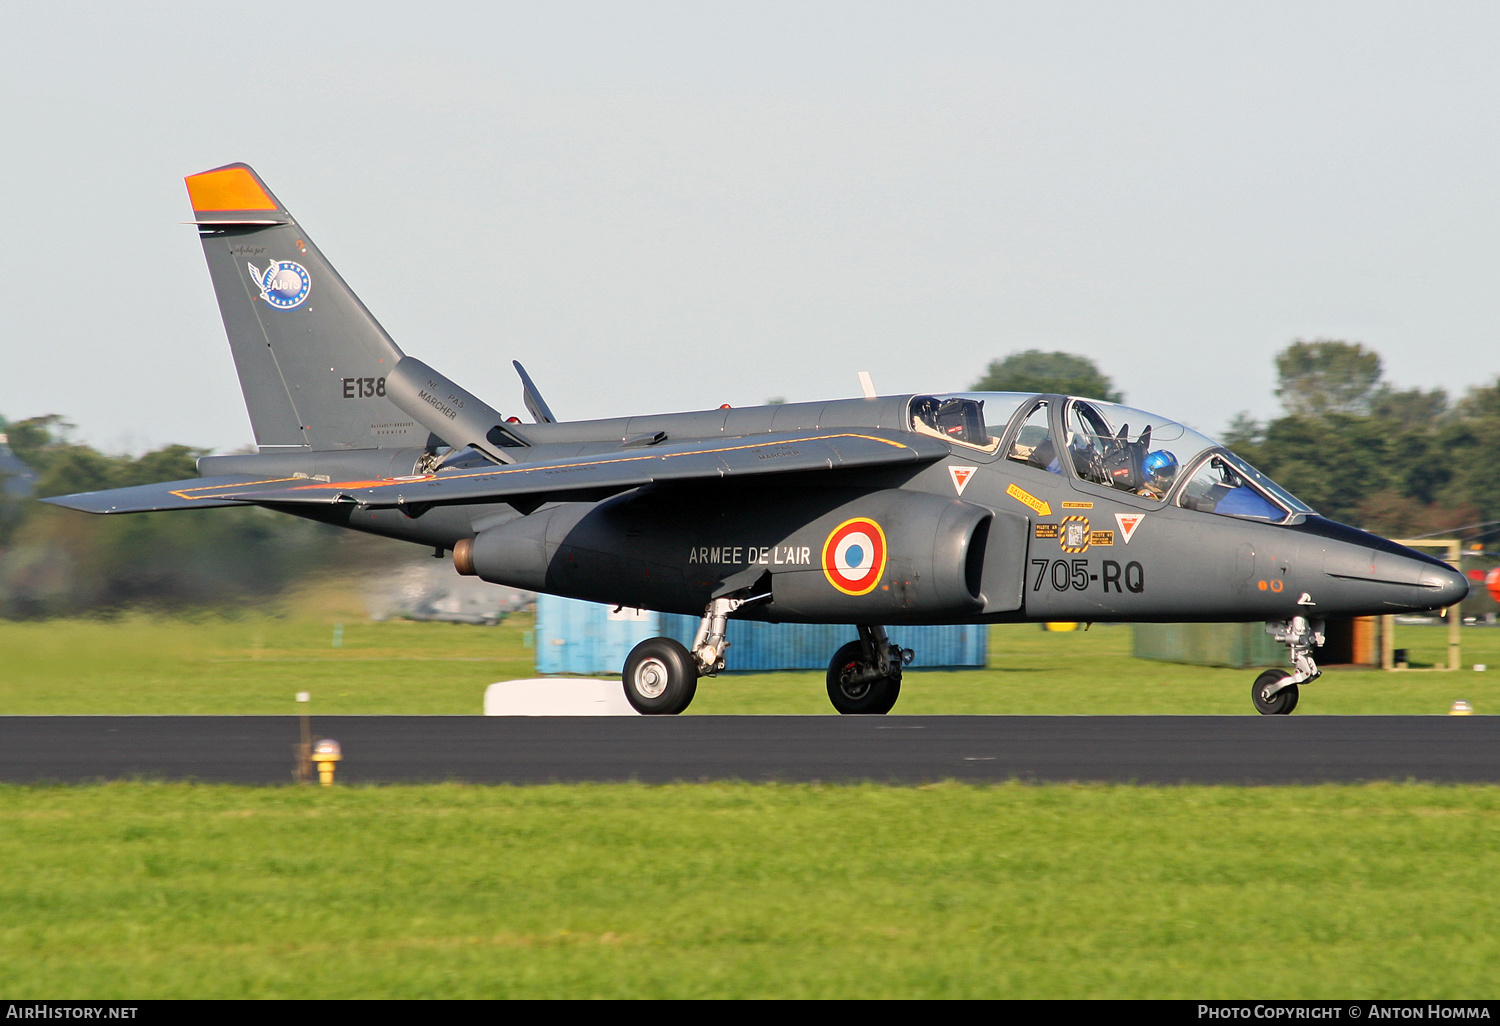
907, 395, 1002, 452
907, 392, 1315, 524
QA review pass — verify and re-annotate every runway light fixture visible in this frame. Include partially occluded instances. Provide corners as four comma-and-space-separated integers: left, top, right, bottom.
312, 738, 342, 785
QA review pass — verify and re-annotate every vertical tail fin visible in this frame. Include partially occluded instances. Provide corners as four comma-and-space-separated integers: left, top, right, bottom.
186, 163, 431, 452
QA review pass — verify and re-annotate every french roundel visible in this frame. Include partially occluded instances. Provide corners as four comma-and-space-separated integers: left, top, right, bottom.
822, 517, 888, 596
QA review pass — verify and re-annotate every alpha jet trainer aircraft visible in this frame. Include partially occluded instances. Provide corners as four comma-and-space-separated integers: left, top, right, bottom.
48, 163, 1470, 716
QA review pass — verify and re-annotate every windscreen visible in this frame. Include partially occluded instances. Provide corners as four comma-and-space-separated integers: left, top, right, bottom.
1176, 451, 1315, 522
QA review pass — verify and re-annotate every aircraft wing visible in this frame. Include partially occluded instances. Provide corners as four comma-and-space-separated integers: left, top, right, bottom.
41, 475, 263, 514
184, 431, 948, 509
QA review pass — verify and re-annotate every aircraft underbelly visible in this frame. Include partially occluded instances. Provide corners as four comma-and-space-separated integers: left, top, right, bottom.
460, 484, 1029, 621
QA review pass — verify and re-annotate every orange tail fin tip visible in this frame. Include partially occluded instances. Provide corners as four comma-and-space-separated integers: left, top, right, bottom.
185, 164, 278, 212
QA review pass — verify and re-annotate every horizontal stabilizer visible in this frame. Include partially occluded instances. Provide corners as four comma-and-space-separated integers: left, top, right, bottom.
185, 430, 947, 510
41, 476, 270, 514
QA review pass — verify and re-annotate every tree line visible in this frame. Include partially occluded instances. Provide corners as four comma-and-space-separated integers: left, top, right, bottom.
0, 415, 338, 618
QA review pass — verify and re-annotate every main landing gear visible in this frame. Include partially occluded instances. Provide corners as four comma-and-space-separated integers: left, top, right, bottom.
827, 625, 914, 715
1253, 616, 1324, 715
621, 598, 915, 716
621, 596, 745, 715
622, 637, 698, 715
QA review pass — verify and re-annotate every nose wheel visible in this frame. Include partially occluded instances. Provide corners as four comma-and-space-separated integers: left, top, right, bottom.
1254, 616, 1322, 715
1251, 669, 1299, 715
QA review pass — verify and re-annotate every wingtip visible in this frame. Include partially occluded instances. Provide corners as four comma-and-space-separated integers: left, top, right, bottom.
38, 493, 103, 513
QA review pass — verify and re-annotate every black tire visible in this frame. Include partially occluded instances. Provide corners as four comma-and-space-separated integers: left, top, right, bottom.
826, 640, 902, 715
623, 637, 699, 715
869, 678, 902, 715
1252, 669, 1299, 715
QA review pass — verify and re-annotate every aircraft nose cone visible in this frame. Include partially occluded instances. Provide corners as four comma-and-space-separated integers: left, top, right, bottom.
1421, 564, 1470, 608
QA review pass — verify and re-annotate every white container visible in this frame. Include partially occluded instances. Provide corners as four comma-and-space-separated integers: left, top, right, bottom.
484, 678, 640, 716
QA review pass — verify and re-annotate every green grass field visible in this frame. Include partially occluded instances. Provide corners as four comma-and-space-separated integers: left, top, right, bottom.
5, 595, 1497, 998
2, 781, 1497, 998
0, 586, 1493, 714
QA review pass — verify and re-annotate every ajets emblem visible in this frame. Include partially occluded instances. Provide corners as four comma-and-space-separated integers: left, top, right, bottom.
247, 259, 312, 310
1115, 512, 1144, 543
948, 466, 977, 496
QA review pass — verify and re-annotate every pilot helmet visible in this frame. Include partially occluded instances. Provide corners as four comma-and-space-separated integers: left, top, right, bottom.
1143, 449, 1179, 485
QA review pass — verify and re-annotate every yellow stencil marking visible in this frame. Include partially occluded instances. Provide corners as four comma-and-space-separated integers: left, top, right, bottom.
1005, 483, 1052, 517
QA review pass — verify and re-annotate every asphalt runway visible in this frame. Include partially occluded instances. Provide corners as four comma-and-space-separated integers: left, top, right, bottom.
2, 715, 1498, 785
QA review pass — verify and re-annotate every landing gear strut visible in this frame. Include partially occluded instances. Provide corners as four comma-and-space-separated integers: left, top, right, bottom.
621, 595, 760, 715
826, 625, 913, 715
1254, 616, 1324, 715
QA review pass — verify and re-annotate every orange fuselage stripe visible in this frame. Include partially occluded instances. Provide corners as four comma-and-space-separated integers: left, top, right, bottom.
222, 433, 911, 497
168, 476, 304, 500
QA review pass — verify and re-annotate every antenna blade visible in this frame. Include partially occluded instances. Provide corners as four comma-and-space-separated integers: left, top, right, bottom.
513, 361, 557, 424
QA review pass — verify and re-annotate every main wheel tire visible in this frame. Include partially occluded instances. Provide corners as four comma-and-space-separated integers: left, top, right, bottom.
623, 637, 699, 715
1252, 669, 1299, 715
826, 640, 902, 715
869, 678, 902, 714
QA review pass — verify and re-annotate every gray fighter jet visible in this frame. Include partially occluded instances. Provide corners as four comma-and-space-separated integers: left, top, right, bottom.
47, 163, 1470, 715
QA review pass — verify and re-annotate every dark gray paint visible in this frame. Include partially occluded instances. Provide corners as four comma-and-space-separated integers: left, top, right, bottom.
193, 164, 424, 451
43, 163, 1470, 652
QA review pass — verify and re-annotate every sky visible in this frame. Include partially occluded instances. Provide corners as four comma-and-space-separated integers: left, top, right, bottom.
2, 1, 1497, 455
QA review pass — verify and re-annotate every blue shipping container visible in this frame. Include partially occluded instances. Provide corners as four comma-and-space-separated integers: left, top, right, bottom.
534, 594, 987, 675
533, 594, 660, 675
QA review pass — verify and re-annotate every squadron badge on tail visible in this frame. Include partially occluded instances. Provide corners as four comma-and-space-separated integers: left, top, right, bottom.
247, 259, 311, 309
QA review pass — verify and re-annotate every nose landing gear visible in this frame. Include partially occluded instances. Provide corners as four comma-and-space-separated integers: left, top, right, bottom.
1253, 616, 1324, 715
1251, 668, 1299, 715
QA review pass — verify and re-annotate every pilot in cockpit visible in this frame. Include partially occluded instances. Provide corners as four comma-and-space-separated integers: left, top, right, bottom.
1137, 450, 1179, 499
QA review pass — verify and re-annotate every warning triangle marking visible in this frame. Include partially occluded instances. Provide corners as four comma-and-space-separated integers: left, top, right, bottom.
1115, 513, 1144, 543
948, 466, 977, 496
